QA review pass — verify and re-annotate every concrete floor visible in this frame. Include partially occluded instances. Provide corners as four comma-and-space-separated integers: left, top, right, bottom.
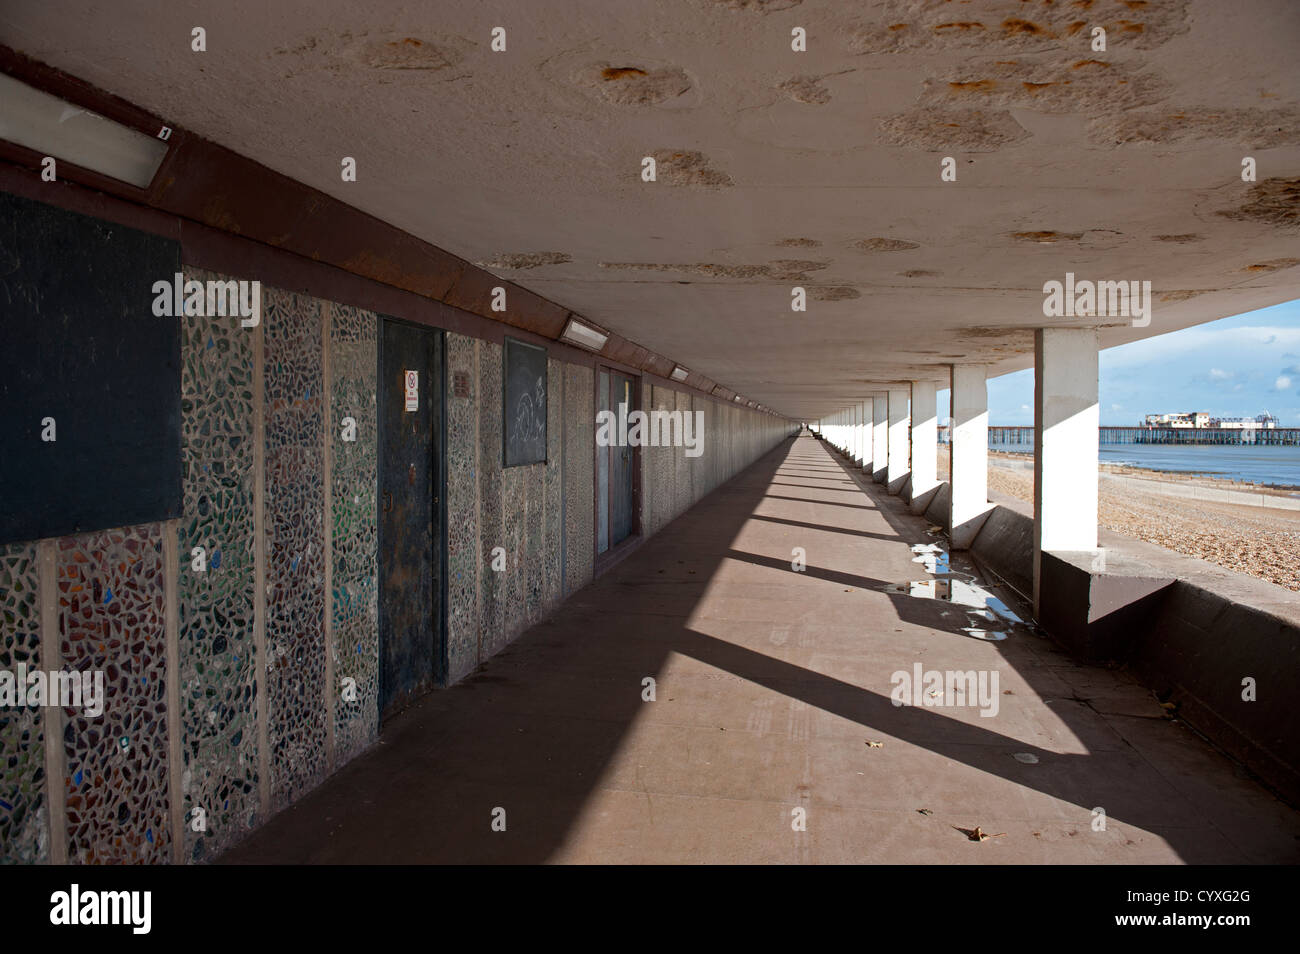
221, 433, 1300, 864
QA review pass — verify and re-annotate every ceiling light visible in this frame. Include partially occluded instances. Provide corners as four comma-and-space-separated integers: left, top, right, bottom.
0, 72, 169, 189
559, 316, 609, 352
670, 365, 689, 383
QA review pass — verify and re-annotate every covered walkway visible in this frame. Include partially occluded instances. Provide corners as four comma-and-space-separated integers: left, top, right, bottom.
222, 432, 1300, 864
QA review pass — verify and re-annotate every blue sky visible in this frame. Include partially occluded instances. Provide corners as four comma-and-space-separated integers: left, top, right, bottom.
938, 298, 1300, 427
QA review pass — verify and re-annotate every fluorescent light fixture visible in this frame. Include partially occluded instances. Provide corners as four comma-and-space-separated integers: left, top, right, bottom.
670, 365, 689, 383
559, 316, 609, 352
0, 73, 169, 189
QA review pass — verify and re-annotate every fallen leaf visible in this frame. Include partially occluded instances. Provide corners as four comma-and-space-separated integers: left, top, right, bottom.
865, 740, 883, 748
917, 808, 933, 815
953, 825, 1005, 842
1013, 752, 1039, 764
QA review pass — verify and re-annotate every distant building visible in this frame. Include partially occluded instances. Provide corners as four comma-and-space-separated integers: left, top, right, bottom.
1143, 411, 1280, 429
1143, 411, 1209, 428
1199, 413, 1279, 430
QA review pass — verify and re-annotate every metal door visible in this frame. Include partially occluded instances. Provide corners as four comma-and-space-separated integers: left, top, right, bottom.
378, 319, 443, 720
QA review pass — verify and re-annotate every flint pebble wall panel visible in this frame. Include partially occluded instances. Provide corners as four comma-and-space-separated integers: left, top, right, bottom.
59, 525, 170, 864
478, 341, 505, 656
563, 364, 594, 595
543, 359, 564, 615
329, 304, 378, 763
176, 267, 259, 863
262, 289, 326, 810
445, 333, 480, 684
0, 542, 45, 863
674, 391, 692, 518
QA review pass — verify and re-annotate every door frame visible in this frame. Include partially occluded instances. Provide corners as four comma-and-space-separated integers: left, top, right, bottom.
375, 315, 449, 718
593, 363, 642, 574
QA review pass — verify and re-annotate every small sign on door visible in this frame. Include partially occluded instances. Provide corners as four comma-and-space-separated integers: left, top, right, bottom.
404, 370, 419, 412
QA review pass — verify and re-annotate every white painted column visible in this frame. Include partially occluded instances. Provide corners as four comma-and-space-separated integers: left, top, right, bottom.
886, 388, 910, 494
847, 402, 857, 462
909, 381, 938, 514
853, 402, 863, 466
859, 400, 870, 472
1033, 328, 1100, 613
949, 365, 992, 549
871, 391, 888, 482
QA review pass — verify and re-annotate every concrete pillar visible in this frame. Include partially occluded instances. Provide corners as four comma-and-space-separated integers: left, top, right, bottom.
908, 381, 939, 514
853, 402, 863, 466
886, 388, 910, 494
859, 400, 870, 472
871, 391, 888, 482
949, 365, 992, 549
847, 402, 857, 465
1033, 328, 1100, 614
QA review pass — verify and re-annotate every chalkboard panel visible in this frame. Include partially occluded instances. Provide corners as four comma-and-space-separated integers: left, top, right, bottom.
0, 191, 182, 544
503, 337, 547, 467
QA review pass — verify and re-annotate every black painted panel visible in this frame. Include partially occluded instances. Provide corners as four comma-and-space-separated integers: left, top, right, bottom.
0, 191, 181, 544
503, 336, 547, 467
378, 319, 441, 720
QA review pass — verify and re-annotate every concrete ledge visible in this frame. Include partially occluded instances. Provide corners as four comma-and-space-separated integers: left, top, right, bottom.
968, 502, 1035, 600
1036, 549, 1175, 661
923, 482, 950, 528
909, 483, 940, 515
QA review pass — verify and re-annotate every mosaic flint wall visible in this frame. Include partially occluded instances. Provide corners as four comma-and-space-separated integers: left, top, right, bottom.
444, 335, 569, 679
59, 525, 170, 864
177, 267, 258, 863
329, 305, 379, 764
0, 543, 45, 863
1, 265, 789, 864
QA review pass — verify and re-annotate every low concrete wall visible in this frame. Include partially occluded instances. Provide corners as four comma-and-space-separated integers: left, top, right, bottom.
968, 502, 1035, 600
924, 478, 1300, 804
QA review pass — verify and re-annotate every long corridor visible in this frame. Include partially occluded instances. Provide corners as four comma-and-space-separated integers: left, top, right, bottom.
221, 433, 1300, 864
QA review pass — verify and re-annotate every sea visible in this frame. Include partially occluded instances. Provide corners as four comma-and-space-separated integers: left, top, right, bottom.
987, 442, 1300, 490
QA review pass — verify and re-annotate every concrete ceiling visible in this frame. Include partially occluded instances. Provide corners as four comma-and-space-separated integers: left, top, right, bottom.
4, 0, 1299, 420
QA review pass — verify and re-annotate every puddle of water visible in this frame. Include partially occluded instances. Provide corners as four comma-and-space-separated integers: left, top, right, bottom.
898, 545, 1023, 640
910, 543, 952, 576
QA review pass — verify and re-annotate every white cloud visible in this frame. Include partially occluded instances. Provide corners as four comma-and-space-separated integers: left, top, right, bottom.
1207, 368, 1231, 380
1103, 325, 1300, 370
1277, 375, 1294, 390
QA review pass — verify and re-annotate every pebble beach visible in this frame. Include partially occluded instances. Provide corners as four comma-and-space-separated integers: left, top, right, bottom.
937, 446, 1300, 592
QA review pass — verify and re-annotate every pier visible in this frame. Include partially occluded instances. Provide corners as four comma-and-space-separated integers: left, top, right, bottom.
975, 426, 1300, 447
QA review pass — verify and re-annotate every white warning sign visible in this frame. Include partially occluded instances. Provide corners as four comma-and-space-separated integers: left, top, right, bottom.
405, 370, 419, 412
